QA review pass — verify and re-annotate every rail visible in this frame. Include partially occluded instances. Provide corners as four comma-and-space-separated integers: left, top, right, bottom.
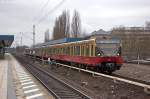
28, 55, 150, 94
17, 56, 91, 99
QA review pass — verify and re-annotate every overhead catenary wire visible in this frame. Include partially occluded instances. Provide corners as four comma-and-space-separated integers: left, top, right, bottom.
36, 0, 66, 25
33, 0, 51, 22
33, 0, 66, 45
21, 0, 66, 46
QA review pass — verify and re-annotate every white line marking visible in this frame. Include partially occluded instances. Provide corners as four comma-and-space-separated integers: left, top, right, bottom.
20, 77, 31, 80
26, 93, 43, 99
18, 73, 29, 76
23, 85, 37, 89
18, 75, 30, 78
18, 73, 30, 76
17, 70, 26, 74
17, 72, 28, 74
20, 79, 32, 83
22, 81, 34, 86
24, 88, 39, 94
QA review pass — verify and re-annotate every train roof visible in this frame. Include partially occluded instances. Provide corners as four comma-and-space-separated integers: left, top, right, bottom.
34, 38, 82, 48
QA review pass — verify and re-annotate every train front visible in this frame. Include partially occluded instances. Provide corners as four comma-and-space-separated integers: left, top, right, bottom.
95, 39, 123, 74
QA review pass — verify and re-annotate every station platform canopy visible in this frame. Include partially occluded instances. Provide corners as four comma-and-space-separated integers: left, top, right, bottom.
0, 35, 14, 47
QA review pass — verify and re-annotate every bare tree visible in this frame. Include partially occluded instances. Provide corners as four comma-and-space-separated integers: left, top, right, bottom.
52, 10, 70, 39
71, 10, 81, 38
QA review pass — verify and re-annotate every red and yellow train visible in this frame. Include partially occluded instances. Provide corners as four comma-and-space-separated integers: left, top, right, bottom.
25, 38, 123, 74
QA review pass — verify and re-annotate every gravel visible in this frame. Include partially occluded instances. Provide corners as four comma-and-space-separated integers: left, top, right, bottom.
18, 55, 150, 99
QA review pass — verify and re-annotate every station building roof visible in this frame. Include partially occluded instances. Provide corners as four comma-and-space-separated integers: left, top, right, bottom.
0, 35, 14, 47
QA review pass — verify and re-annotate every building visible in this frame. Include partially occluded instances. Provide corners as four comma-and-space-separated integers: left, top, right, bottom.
111, 26, 150, 60
85, 29, 111, 40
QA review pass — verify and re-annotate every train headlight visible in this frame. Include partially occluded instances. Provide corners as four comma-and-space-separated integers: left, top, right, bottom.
98, 53, 101, 56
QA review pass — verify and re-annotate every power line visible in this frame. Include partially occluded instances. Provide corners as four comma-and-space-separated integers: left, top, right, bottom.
36, 0, 65, 25
22, 33, 33, 40
20, 0, 66, 47
33, 25, 35, 47
33, 0, 51, 22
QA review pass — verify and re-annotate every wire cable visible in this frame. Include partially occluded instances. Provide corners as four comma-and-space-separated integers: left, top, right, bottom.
36, 0, 65, 25
33, 0, 51, 22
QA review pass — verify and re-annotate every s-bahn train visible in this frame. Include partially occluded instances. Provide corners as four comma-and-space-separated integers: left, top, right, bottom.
25, 38, 123, 74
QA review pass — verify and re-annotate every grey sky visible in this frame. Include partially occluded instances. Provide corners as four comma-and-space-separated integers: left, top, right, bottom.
0, 0, 150, 46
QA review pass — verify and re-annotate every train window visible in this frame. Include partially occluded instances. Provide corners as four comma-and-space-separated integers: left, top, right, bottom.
54, 48, 56, 54
67, 47, 70, 55
59, 47, 61, 54
52, 48, 54, 54
81, 45, 84, 56
57, 47, 60, 54
74, 46, 76, 55
91, 45, 93, 56
63, 47, 65, 55
50, 48, 52, 55
66, 47, 68, 55
74, 46, 77, 55
72, 46, 74, 56
46, 48, 48, 55
75, 46, 80, 55
51, 48, 53, 54
65, 47, 67, 55
86, 45, 89, 56
70, 46, 73, 56
57, 48, 59, 54
56, 48, 58, 54
60, 48, 62, 54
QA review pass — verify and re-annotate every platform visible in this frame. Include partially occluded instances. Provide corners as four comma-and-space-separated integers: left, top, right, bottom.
0, 53, 54, 99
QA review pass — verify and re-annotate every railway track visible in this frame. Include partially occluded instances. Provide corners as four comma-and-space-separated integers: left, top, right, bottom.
16, 56, 91, 99
112, 73, 150, 85
16, 54, 150, 94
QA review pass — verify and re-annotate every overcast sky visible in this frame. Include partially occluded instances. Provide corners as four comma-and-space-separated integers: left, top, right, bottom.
0, 0, 150, 47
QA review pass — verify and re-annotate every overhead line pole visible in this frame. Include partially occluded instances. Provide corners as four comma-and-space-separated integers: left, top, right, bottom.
33, 25, 35, 48
20, 32, 22, 46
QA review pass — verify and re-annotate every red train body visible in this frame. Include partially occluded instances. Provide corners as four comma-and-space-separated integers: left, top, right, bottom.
25, 38, 123, 74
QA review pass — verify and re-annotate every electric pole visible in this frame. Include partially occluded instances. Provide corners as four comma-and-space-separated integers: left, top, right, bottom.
33, 25, 35, 47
